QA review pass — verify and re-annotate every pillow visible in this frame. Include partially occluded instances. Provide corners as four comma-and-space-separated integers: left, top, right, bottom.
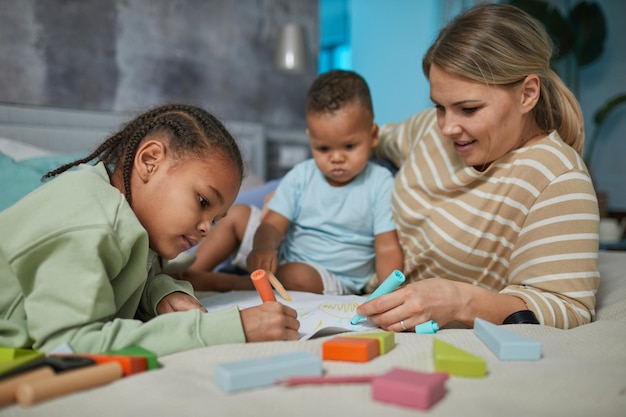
0, 151, 44, 211
0, 152, 85, 211
0, 137, 56, 161
18, 153, 85, 177
234, 178, 281, 208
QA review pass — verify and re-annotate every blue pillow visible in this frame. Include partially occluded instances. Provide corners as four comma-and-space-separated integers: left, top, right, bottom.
0, 152, 45, 211
0, 153, 85, 211
18, 153, 85, 177
234, 178, 281, 208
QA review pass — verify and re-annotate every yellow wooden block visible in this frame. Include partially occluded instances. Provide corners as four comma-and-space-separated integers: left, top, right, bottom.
345, 331, 396, 355
0, 348, 43, 375
433, 338, 487, 378
0, 347, 40, 362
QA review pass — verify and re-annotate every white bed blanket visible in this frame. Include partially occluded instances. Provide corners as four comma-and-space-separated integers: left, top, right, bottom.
2, 251, 625, 417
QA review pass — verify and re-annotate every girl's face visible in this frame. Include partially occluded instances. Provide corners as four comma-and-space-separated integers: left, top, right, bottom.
306, 102, 378, 187
130, 140, 240, 259
429, 64, 540, 169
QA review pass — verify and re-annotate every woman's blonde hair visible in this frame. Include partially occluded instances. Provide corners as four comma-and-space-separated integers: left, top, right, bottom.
423, 3, 584, 154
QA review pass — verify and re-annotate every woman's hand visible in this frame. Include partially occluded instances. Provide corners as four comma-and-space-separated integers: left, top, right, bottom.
357, 278, 528, 330
157, 292, 208, 314
355, 279, 465, 331
239, 302, 300, 342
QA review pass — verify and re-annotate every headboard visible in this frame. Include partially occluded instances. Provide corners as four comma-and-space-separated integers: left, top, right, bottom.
0, 103, 266, 180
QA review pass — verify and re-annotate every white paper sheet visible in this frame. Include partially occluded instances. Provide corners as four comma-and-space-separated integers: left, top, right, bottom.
200, 290, 379, 340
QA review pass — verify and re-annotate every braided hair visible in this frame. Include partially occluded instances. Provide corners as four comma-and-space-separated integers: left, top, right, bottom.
43, 103, 244, 205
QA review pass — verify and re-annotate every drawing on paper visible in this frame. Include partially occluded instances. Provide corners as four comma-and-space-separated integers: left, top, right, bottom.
200, 291, 377, 339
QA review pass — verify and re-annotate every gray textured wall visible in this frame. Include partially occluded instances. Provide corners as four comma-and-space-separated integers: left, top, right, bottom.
0, 0, 318, 129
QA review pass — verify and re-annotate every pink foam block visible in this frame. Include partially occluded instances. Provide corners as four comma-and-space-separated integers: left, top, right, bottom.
371, 368, 449, 410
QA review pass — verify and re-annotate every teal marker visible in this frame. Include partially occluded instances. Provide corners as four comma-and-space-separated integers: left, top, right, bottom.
350, 270, 406, 325
415, 320, 439, 334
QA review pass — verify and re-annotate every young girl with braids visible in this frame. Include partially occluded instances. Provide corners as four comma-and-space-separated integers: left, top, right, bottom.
0, 103, 300, 356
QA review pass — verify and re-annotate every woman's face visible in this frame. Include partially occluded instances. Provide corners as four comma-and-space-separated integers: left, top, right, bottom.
429, 64, 537, 169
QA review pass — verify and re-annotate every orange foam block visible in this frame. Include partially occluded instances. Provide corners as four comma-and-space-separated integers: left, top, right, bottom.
372, 368, 449, 410
322, 336, 379, 362
55, 354, 147, 376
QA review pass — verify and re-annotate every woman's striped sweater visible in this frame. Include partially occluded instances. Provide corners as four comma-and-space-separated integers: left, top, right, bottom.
375, 108, 599, 328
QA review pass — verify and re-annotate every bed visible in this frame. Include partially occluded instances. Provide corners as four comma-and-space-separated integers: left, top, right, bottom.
0, 104, 625, 417
0, 103, 266, 211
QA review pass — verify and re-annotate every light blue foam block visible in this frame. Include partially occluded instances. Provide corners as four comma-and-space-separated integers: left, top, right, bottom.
214, 351, 323, 392
474, 317, 542, 361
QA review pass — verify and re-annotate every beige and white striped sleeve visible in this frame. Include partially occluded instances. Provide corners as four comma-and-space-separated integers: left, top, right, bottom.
501, 169, 600, 328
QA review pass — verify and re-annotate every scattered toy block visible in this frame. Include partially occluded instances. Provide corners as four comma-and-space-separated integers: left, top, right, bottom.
474, 318, 541, 361
214, 351, 322, 392
372, 368, 449, 410
0, 347, 40, 362
106, 346, 159, 370
344, 331, 395, 355
0, 349, 44, 376
322, 336, 379, 362
433, 338, 487, 377
56, 354, 147, 376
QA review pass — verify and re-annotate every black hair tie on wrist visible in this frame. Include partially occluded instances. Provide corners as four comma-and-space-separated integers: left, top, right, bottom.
502, 310, 540, 325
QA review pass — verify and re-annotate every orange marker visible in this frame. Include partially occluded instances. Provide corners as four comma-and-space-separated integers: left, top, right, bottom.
250, 269, 277, 302
15, 362, 123, 406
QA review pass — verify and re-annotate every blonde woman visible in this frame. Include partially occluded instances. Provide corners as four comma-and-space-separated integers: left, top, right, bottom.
358, 3, 599, 330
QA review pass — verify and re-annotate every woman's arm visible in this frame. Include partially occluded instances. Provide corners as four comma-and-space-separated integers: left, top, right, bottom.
358, 170, 600, 330
356, 277, 527, 331
500, 171, 600, 328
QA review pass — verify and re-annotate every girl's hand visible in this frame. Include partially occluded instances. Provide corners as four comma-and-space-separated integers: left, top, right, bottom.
239, 302, 300, 341
157, 292, 208, 314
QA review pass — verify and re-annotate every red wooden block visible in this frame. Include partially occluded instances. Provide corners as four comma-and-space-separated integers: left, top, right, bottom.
372, 368, 449, 410
322, 336, 379, 362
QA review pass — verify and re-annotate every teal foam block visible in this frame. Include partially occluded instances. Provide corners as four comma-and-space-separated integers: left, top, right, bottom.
474, 317, 541, 361
214, 351, 323, 392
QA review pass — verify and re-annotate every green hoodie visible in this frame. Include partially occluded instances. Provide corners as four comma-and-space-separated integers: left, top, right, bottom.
0, 163, 245, 356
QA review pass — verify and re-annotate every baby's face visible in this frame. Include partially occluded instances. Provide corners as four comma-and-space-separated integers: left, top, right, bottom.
131, 149, 240, 260
306, 102, 378, 187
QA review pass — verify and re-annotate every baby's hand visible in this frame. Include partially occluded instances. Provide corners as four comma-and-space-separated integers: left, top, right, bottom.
157, 292, 208, 314
246, 248, 278, 274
